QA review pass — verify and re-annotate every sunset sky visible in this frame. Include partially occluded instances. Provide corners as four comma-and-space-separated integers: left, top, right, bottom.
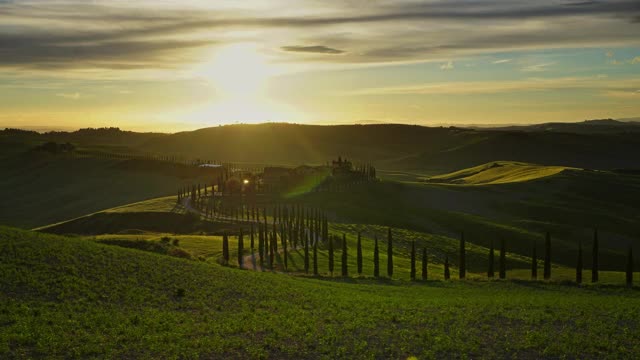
1, 0, 639, 132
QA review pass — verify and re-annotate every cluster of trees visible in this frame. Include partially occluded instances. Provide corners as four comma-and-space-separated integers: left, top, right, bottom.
31, 141, 75, 154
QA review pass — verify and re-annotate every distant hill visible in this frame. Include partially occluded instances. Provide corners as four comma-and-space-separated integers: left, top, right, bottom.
483, 119, 640, 134
138, 123, 640, 172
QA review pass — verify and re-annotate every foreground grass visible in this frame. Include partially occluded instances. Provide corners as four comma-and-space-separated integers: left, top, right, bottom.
2, 227, 639, 359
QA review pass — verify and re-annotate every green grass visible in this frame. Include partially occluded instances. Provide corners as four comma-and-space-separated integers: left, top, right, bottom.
2, 226, 640, 359
426, 161, 575, 185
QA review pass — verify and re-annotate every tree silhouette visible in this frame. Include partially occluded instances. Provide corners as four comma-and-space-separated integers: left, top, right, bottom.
304, 233, 310, 274
627, 245, 634, 288
328, 234, 334, 275
531, 240, 538, 280
222, 233, 229, 266
544, 232, 551, 280
576, 240, 583, 284
373, 236, 380, 277
421, 248, 428, 280
459, 232, 466, 279
387, 228, 393, 278
499, 239, 506, 280
341, 234, 348, 277
410, 240, 416, 280
488, 239, 495, 279
444, 256, 450, 280
237, 230, 244, 269
313, 234, 318, 276
592, 229, 599, 283
357, 231, 363, 275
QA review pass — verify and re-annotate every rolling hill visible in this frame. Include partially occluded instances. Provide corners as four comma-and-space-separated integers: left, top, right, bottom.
425, 161, 575, 185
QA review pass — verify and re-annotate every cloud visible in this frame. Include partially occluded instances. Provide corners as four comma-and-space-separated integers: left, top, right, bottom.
56, 92, 80, 100
521, 62, 554, 72
440, 61, 454, 70
492, 59, 512, 64
632, 56, 640, 64
0, 0, 639, 74
605, 51, 614, 57
281, 45, 344, 54
342, 76, 640, 96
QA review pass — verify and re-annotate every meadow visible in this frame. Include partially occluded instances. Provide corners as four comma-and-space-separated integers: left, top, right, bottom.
2, 227, 639, 359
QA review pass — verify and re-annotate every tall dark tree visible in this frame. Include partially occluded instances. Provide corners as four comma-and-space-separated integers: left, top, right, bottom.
269, 233, 275, 270
592, 228, 599, 283
387, 227, 393, 278
627, 245, 634, 288
410, 240, 416, 280
576, 240, 583, 284
328, 234, 334, 275
488, 239, 495, 278
341, 234, 348, 277
544, 232, 551, 280
421, 248, 428, 280
444, 256, 450, 280
373, 236, 380, 277
357, 231, 363, 275
313, 234, 319, 276
459, 232, 466, 279
222, 233, 229, 266
250, 224, 255, 250
283, 229, 288, 271
531, 240, 538, 280
258, 226, 264, 269
304, 232, 310, 274
237, 230, 244, 269
499, 239, 506, 279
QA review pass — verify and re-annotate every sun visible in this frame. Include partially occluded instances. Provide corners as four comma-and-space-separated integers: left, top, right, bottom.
190, 43, 299, 123
198, 43, 273, 98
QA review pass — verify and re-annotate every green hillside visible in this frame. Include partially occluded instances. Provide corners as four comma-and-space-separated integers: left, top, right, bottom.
426, 161, 574, 185
1, 227, 639, 358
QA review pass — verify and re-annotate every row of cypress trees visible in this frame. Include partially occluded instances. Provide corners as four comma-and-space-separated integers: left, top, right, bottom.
221, 225, 634, 286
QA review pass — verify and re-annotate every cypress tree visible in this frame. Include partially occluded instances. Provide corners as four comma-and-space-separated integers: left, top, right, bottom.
222, 233, 229, 266
544, 232, 551, 280
421, 248, 428, 280
576, 240, 583, 284
356, 231, 363, 275
304, 232, 310, 274
313, 234, 318, 276
410, 241, 416, 280
499, 239, 506, 279
626, 245, 634, 288
328, 234, 334, 275
459, 232, 466, 279
269, 233, 274, 270
258, 226, 264, 269
237, 230, 244, 269
250, 224, 255, 249
531, 240, 538, 280
592, 228, 599, 283
488, 239, 495, 279
341, 234, 348, 277
444, 255, 450, 280
373, 236, 380, 277
283, 229, 288, 271
387, 227, 393, 278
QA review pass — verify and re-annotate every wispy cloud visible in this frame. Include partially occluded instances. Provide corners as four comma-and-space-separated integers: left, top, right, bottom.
281, 45, 344, 54
521, 62, 554, 72
56, 92, 81, 100
342, 76, 640, 96
440, 61, 454, 70
0, 0, 638, 75
492, 59, 512, 64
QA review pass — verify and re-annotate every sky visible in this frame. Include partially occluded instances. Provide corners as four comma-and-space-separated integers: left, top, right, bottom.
1, 0, 639, 132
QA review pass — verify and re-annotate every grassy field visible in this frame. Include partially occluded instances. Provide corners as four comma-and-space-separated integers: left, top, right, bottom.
425, 161, 574, 185
1, 226, 639, 359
